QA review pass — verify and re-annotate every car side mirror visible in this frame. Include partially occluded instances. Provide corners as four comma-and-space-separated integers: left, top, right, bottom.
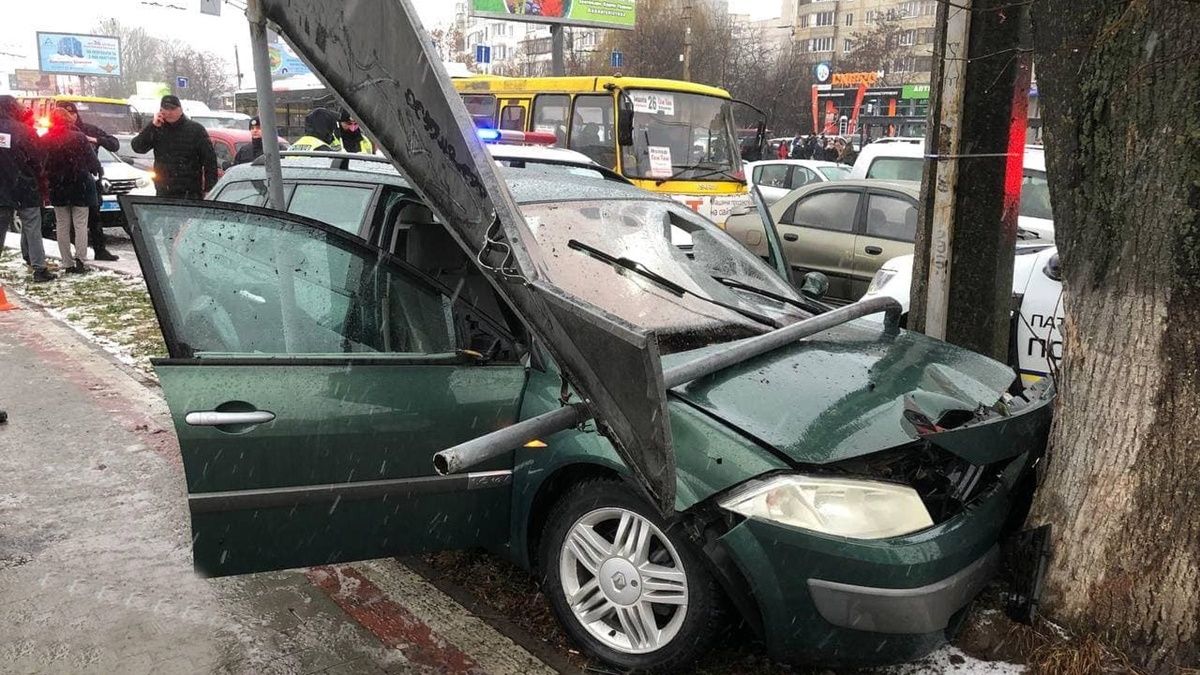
800, 271, 829, 300
617, 94, 635, 147
220, 160, 233, 171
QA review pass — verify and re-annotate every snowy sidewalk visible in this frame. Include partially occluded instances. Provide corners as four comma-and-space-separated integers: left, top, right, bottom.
3, 230, 143, 277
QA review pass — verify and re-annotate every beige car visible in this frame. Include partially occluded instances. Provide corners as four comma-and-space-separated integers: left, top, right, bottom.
725, 179, 919, 302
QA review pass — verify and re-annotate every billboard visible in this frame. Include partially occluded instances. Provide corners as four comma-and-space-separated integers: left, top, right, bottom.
37, 32, 121, 77
469, 0, 636, 30
13, 69, 55, 92
266, 31, 313, 79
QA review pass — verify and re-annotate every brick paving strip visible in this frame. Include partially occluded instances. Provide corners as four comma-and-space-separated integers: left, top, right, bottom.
0, 293, 557, 675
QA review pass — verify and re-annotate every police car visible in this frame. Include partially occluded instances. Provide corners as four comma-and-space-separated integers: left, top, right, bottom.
861, 244, 1064, 384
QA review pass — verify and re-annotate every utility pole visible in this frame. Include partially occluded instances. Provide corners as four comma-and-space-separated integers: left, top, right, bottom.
908, 0, 1032, 362
245, 0, 286, 211
234, 44, 244, 89
550, 25, 565, 76
682, 0, 693, 81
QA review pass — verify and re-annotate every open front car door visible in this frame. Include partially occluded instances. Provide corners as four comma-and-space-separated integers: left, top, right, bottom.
124, 198, 527, 576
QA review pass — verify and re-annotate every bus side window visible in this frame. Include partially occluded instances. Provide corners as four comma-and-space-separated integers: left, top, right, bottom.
532, 94, 570, 147
569, 95, 616, 169
462, 94, 498, 129
499, 105, 526, 131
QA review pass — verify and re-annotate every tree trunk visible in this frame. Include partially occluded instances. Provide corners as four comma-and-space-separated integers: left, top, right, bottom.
1028, 1, 1200, 671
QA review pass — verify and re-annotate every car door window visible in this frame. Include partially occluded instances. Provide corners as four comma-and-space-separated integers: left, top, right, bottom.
212, 140, 234, 168
569, 95, 616, 168
756, 163, 790, 188
212, 181, 269, 206
1019, 171, 1052, 220
287, 183, 373, 235
129, 201, 459, 358
788, 167, 818, 189
781, 190, 860, 232
864, 193, 918, 241
532, 94, 570, 146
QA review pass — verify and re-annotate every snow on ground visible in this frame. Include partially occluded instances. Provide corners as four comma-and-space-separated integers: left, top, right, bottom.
890, 645, 1024, 674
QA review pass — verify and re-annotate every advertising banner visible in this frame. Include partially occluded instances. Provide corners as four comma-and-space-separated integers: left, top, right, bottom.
469, 0, 636, 30
267, 37, 313, 79
13, 69, 55, 92
37, 32, 121, 77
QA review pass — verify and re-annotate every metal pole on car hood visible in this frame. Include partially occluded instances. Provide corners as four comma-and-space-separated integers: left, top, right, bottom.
434, 297, 903, 477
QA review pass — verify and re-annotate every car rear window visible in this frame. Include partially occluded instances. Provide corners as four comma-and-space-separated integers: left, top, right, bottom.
866, 157, 924, 182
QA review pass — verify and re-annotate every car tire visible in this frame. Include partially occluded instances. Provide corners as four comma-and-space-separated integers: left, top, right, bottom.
539, 479, 724, 671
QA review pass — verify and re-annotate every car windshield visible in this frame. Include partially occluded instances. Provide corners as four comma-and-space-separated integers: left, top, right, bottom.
621, 91, 741, 182
521, 197, 806, 352
194, 115, 250, 130
818, 165, 851, 180
97, 146, 122, 163
1020, 170, 1053, 220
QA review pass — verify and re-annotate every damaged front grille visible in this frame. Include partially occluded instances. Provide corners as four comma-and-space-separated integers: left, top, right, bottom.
830, 443, 1008, 523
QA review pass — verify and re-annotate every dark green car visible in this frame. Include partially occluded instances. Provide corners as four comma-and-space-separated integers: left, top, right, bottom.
122, 162, 1051, 670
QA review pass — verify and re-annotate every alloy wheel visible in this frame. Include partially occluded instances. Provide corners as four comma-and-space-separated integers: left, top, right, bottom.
558, 507, 689, 654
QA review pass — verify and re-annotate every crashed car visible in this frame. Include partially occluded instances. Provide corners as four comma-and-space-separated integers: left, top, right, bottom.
122, 0, 1054, 670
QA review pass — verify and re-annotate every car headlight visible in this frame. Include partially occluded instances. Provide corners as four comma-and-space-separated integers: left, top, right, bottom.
135, 176, 152, 188
718, 475, 933, 539
866, 268, 897, 294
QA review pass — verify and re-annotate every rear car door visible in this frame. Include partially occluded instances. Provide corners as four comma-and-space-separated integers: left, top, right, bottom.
123, 197, 527, 577
851, 190, 919, 299
776, 187, 862, 301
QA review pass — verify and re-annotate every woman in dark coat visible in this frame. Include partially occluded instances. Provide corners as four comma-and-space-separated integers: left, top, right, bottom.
43, 107, 100, 274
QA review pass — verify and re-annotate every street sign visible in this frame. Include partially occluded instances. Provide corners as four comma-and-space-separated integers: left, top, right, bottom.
475, 45, 491, 65
199, 0, 221, 16
176, 76, 189, 89
610, 50, 624, 68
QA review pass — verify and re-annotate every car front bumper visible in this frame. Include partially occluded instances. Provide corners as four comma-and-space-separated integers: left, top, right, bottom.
714, 454, 1029, 667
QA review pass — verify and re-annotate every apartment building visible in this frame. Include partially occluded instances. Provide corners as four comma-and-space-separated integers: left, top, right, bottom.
453, 1, 604, 76
781, 0, 938, 84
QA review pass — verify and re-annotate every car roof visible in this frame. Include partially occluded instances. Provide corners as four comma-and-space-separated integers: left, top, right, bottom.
206, 128, 255, 142
216, 154, 661, 206
800, 178, 920, 195
747, 159, 847, 169
487, 144, 597, 165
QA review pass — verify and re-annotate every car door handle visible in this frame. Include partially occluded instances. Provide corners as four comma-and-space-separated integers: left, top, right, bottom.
783, 233, 799, 242
185, 410, 276, 427
864, 245, 883, 255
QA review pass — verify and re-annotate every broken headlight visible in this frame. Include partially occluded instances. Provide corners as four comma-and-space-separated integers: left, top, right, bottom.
719, 475, 934, 539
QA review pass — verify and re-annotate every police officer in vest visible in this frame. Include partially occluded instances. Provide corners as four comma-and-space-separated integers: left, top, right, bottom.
288, 108, 338, 152
335, 110, 373, 154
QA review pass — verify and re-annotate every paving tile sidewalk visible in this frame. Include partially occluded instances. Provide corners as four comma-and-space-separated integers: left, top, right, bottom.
0, 299, 552, 674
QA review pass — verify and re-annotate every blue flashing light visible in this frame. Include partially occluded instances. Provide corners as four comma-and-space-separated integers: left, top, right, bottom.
477, 128, 501, 142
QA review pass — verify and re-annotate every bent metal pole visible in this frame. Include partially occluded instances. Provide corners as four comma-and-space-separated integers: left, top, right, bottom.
245, 0, 286, 211
433, 296, 902, 476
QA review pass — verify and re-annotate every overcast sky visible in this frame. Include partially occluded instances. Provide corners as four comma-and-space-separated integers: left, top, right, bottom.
1, 1, 776, 92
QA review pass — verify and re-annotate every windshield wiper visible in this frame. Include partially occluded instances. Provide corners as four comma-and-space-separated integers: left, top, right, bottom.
567, 240, 781, 328
711, 275, 830, 316
655, 164, 739, 186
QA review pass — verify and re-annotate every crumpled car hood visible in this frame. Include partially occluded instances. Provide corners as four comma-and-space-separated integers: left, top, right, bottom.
665, 321, 1019, 465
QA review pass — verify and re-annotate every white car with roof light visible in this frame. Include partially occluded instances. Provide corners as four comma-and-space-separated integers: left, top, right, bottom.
862, 243, 1064, 384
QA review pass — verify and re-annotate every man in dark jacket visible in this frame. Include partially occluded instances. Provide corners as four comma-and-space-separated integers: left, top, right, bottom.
58, 101, 120, 260
130, 95, 218, 198
0, 96, 54, 282
233, 116, 263, 166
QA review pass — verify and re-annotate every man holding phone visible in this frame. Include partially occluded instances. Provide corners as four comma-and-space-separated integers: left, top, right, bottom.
130, 95, 218, 199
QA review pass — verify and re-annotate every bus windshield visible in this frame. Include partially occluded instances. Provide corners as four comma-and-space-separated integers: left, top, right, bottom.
69, 101, 139, 135
621, 91, 740, 182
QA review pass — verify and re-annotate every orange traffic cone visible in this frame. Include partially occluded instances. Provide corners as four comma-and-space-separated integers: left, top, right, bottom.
0, 285, 17, 311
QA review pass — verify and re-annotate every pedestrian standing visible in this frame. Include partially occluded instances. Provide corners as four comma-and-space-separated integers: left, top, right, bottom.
0, 96, 54, 282
233, 116, 264, 165
335, 110, 374, 154
43, 107, 100, 275
58, 101, 120, 261
130, 95, 218, 198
